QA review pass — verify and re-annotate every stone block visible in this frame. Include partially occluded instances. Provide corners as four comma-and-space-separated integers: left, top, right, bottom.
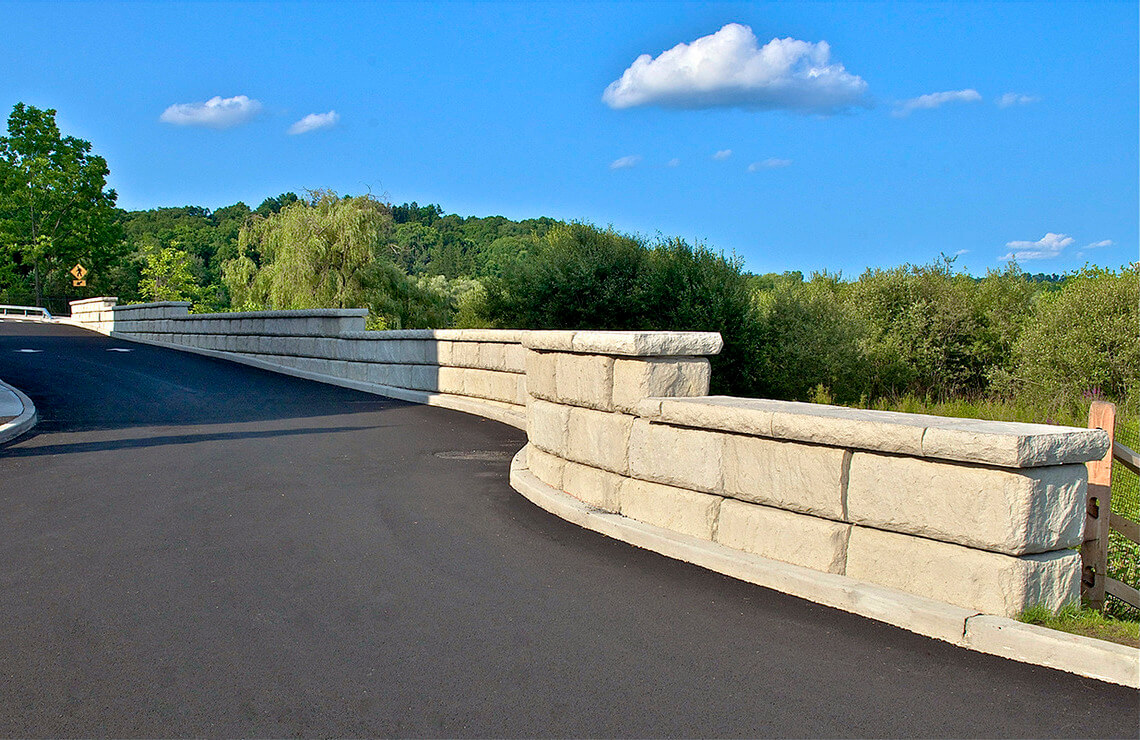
526, 445, 566, 490
566, 406, 634, 474
723, 435, 848, 520
612, 357, 711, 413
525, 350, 557, 402
845, 526, 1080, 617
620, 478, 723, 540
451, 341, 482, 368
562, 459, 623, 512
478, 343, 508, 372
504, 343, 528, 373
628, 418, 723, 493
409, 364, 439, 392
846, 453, 1086, 555
528, 399, 571, 456
716, 499, 851, 574
313, 338, 338, 359
437, 366, 466, 395
556, 353, 614, 410
637, 396, 775, 437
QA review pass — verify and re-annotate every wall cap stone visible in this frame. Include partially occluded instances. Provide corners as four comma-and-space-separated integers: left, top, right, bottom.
522, 330, 723, 357
637, 396, 1110, 468
341, 328, 526, 342
69, 297, 118, 307
113, 301, 193, 311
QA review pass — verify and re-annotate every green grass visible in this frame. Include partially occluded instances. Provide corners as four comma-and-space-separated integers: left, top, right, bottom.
1019, 602, 1140, 647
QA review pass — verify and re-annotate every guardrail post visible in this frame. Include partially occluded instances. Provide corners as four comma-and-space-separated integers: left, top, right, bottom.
1081, 400, 1115, 611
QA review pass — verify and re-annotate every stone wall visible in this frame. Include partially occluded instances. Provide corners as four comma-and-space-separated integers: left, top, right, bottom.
71, 299, 528, 428
69, 299, 1110, 617
518, 333, 1109, 618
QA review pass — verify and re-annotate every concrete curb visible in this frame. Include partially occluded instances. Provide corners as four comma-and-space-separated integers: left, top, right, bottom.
509, 446, 1139, 688
0, 378, 37, 446
107, 331, 527, 430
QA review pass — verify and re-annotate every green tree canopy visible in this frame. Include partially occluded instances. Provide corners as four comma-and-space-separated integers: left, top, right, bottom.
0, 103, 120, 305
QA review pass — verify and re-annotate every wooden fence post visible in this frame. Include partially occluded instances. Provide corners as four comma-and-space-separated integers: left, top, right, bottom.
1081, 401, 1115, 611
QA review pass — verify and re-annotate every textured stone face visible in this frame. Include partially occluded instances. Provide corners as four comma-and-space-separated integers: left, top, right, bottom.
723, 435, 849, 520
563, 459, 623, 512
528, 399, 571, 456
611, 358, 711, 414
620, 478, 723, 540
526, 445, 566, 490
847, 453, 1087, 555
524, 350, 557, 402
522, 330, 723, 357
845, 526, 1080, 617
628, 419, 724, 493
716, 499, 851, 574
565, 407, 634, 474
555, 354, 615, 410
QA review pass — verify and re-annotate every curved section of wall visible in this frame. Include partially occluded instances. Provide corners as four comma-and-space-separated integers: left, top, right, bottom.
68, 300, 1109, 620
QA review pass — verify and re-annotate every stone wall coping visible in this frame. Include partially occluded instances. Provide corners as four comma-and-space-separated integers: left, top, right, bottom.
636, 396, 1111, 468
116, 306, 366, 319
340, 329, 526, 342
69, 297, 118, 307
522, 330, 723, 357
113, 301, 194, 311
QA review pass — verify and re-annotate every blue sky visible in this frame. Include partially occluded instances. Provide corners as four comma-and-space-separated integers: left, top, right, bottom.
3, 0, 1136, 276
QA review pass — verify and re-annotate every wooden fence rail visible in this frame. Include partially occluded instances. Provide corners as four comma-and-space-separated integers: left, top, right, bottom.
1081, 401, 1140, 611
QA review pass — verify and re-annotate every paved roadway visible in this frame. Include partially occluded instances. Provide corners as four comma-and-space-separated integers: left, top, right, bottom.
0, 321, 1136, 738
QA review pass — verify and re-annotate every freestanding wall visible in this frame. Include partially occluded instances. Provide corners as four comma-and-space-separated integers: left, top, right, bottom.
69, 299, 1110, 619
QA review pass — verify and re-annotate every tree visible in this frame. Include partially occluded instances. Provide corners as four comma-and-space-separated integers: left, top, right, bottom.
0, 103, 120, 305
138, 246, 198, 302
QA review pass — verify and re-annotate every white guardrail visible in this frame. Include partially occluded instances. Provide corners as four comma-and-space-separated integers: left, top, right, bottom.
0, 305, 53, 320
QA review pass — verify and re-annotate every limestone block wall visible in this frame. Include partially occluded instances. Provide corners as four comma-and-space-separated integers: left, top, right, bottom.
67, 296, 118, 334
68, 299, 1110, 618
519, 335, 1110, 618
70, 299, 529, 427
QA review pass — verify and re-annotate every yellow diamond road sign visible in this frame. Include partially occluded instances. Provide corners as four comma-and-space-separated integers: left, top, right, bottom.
70, 263, 88, 280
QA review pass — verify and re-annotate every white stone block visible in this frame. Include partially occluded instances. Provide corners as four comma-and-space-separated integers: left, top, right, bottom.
556, 353, 614, 410
847, 453, 1086, 555
716, 499, 851, 574
612, 357, 711, 413
437, 366, 466, 395
504, 343, 527, 373
620, 478, 723, 540
525, 350, 557, 402
527, 446, 566, 490
628, 418, 723, 493
562, 459, 623, 512
845, 526, 1080, 617
528, 399, 571, 456
478, 343, 508, 372
723, 435, 848, 520
409, 364, 438, 392
566, 406, 634, 474
451, 341, 481, 368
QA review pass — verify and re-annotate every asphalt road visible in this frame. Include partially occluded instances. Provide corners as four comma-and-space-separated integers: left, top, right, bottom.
1, 321, 1136, 738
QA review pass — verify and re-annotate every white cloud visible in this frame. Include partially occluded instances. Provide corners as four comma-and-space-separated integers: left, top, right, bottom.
610, 155, 641, 170
288, 110, 340, 135
1000, 232, 1074, 261
160, 95, 262, 129
893, 89, 982, 117
666, 158, 681, 167
712, 149, 733, 160
954, 249, 970, 256
602, 23, 869, 113
997, 92, 1039, 108
1085, 239, 1113, 248
748, 158, 792, 171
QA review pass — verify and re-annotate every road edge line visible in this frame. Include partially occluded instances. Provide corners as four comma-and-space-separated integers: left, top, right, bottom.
509, 446, 1140, 688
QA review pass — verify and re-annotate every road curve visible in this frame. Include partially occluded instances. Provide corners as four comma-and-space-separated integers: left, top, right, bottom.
1, 321, 1136, 738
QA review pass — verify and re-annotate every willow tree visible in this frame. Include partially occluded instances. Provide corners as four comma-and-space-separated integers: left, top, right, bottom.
225, 191, 393, 310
